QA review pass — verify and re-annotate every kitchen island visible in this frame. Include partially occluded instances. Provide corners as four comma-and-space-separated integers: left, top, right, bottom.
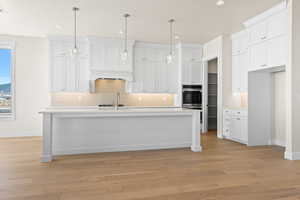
40, 107, 202, 162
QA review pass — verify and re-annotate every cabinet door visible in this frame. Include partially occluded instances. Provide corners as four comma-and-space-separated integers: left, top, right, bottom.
77, 55, 90, 92
249, 21, 267, 44
142, 62, 156, 93
240, 118, 248, 143
249, 41, 268, 70
51, 54, 69, 92
267, 36, 287, 68
182, 61, 192, 85
232, 55, 241, 93
230, 117, 242, 141
267, 10, 287, 39
232, 32, 249, 55
191, 61, 203, 84
156, 62, 168, 92
239, 52, 249, 92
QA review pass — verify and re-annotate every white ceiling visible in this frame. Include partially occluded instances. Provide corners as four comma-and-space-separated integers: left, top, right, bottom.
0, 0, 283, 44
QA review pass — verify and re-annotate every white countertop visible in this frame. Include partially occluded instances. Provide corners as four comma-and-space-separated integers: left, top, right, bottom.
40, 106, 202, 115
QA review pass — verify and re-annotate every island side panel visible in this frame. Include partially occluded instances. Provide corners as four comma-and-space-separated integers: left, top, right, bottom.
51, 113, 194, 155
41, 113, 53, 162
191, 110, 202, 152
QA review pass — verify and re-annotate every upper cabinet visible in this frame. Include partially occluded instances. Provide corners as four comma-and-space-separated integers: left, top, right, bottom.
88, 37, 135, 81
49, 37, 90, 93
202, 37, 221, 61
127, 42, 179, 94
244, 2, 288, 71
231, 30, 249, 93
180, 44, 203, 85
232, 31, 249, 55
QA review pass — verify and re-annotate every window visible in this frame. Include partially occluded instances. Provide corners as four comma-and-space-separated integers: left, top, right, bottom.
0, 41, 15, 118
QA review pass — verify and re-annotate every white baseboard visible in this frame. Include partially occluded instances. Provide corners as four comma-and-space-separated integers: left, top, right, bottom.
272, 139, 286, 147
284, 151, 300, 160
0, 131, 42, 138
53, 143, 192, 156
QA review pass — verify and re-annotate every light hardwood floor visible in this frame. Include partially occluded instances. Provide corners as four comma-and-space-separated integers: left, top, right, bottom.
1, 132, 300, 200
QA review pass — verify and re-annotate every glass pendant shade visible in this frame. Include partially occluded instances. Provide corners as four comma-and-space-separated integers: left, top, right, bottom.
166, 54, 173, 64
121, 50, 128, 61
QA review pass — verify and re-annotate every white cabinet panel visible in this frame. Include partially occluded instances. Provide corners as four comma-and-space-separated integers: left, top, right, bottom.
181, 45, 203, 85
249, 21, 267, 45
232, 31, 249, 55
50, 37, 90, 93
51, 54, 69, 92
129, 44, 179, 93
224, 109, 248, 144
249, 41, 268, 70
232, 55, 241, 93
203, 38, 221, 60
267, 36, 287, 68
232, 52, 248, 93
240, 53, 249, 92
88, 37, 134, 73
230, 117, 242, 141
266, 10, 287, 39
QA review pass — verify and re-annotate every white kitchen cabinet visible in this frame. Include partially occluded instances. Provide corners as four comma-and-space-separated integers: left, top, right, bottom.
231, 31, 249, 93
223, 109, 248, 144
244, 4, 288, 71
128, 43, 179, 93
247, 9, 287, 45
266, 10, 287, 39
181, 44, 203, 85
267, 35, 287, 68
232, 30, 249, 55
88, 37, 135, 72
249, 35, 287, 71
49, 37, 90, 92
202, 37, 221, 61
248, 21, 268, 45
232, 55, 241, 93
249, 40, 268, 70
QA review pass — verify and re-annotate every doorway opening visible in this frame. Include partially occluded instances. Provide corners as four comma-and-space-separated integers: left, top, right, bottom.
203, 58, 219, 137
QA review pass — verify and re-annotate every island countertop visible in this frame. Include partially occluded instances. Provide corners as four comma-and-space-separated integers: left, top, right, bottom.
39, 106, 202, 162
39, 106, 202, 116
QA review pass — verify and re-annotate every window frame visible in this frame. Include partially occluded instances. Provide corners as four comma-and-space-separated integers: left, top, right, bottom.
0, 39, 16, 120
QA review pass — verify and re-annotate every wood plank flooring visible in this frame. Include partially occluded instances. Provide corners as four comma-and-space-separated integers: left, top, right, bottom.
0, 132, 300, 200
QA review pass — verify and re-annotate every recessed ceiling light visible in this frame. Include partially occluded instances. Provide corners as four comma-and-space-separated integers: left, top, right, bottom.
216, 0, 225, 6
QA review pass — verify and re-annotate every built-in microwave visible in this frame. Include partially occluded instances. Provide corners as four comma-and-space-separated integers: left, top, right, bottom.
182, 85, 202, 109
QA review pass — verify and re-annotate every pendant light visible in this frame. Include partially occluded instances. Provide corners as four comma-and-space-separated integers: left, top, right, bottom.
166, 19, 175, 64
121, 14, 130, 61
72, 7, 79, 54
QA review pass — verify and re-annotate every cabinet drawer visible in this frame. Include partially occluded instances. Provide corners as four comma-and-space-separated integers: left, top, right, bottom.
231, 110, 247, 117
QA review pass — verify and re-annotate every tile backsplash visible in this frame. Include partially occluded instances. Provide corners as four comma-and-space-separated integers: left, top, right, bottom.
51, 80, 175, 107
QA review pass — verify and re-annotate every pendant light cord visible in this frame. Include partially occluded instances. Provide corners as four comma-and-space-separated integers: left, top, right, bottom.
73, 7, 79, 50
124, 14, 130, 52
169, 19, 175, 55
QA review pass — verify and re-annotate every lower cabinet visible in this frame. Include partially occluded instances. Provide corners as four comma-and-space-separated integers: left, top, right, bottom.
223, 109, 248, 144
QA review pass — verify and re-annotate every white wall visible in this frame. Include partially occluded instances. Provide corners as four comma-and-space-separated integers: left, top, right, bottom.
285, 0, 300, 159
0, 35, 49, 137
272, 72, 286, 147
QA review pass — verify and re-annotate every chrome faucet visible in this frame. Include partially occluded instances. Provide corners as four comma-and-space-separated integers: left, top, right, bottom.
115, 92, 121, 110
